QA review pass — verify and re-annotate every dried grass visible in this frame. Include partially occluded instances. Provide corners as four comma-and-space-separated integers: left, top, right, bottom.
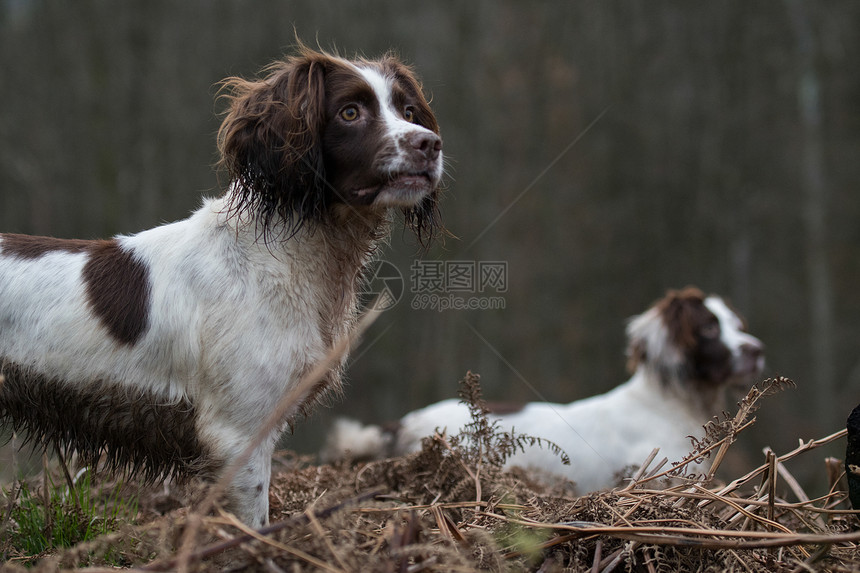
2, 372, 858, 572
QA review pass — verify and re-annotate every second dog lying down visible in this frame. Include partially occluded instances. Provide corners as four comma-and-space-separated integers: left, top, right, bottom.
324, 288, 765, 492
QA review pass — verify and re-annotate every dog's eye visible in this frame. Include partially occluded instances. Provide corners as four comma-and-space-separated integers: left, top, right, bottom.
340, 106, 359, 121
403, 107, 415, 122
700, 322, 721, 339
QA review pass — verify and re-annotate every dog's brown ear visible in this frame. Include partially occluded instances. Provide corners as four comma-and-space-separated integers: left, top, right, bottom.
625, 338, 646, 373
656, 287, 705, 352
217, 49, 331, 239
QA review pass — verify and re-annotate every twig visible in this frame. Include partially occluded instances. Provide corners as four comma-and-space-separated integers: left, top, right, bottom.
620, 487, 849, 514
825, 457, 845, 495
700, 429, 848, 508
728, 548, 755, 573
430, 504, 465, 545
435, 432, 482, 513
590, 539, 602, 573
144, 487, 383, 570
631, 418, 757, 489
770, 447, 828, 532
706, 428, 736, 480
54, 442, 81, 513
41, 452, 52, 545
221, 508, 344, 573
305, 505, 349, 572
642, 457, 669, 481
687, 484, 790, 533
767, 449, 777, 529
789, 543, 833, 573
642, 546, 657, 573
356, 500, 495, 513
599, 544, 627, 573
627, 449, 659, 486
479, 510, 860, 550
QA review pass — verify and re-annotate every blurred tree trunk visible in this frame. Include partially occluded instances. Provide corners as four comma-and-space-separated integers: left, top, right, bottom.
786, 0, 835, 421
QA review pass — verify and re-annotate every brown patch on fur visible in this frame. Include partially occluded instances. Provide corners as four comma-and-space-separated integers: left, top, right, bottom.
216, 47, 367, 241
656, 287, 733, 385
82, 240, 151, 345
656, 287, 709, 351
626, 344, 647, 374
0, 361, 220, 482
1, 234, 151, 346
0, 233, 93, 259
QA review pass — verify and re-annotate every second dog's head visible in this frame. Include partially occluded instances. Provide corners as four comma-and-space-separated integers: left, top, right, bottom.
626, 287, 765, 394
217, 45, 444, 244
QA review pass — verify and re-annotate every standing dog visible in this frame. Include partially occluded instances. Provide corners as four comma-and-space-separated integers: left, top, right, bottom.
0, 46, 444, 526
324, 288, 764, 492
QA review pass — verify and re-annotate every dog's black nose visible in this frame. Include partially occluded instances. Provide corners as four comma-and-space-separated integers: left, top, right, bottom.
740, 341, 764, 360
409, 132, 442, 162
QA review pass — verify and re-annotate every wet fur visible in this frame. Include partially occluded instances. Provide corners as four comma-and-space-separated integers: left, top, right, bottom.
0, 45, 443, 526
0, 363, 213, 481
217, 49, 442, 245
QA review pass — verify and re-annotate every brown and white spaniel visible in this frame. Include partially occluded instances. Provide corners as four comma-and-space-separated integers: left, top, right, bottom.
325, 288, 765, 492
0, 45, 444, 526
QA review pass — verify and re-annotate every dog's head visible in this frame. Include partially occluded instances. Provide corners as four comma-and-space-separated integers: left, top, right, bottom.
626, 287, 765, 390
217, 45, 444, 244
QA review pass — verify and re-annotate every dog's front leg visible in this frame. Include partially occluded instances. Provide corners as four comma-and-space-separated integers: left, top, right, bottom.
219, 433, 277, 528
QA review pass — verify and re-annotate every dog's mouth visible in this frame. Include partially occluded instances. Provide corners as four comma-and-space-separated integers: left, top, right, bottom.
727, 354, 766, 389
352, 172, 435, 207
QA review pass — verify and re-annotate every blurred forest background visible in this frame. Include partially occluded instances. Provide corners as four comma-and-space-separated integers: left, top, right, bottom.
1, 1, 858, 489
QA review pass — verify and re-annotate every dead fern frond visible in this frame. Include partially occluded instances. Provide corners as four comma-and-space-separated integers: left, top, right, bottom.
455, 371, 570, 471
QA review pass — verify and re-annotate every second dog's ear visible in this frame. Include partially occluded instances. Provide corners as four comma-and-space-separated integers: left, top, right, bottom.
657, 287, 706, 352
625, 338, 647, 373
217, 51, 331, 238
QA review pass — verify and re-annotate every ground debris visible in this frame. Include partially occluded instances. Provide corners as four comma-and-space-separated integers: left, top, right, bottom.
2, 373, 858, 572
